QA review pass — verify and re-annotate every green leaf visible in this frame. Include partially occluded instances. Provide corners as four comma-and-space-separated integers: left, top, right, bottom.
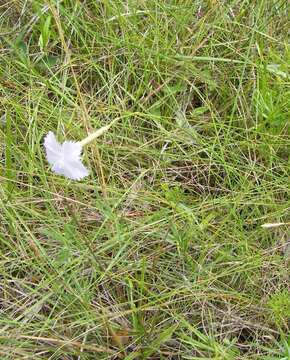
123, 352, 141, 360
143, 324, 178, 358
39, 15, 52, 51
266, 64, 288, 78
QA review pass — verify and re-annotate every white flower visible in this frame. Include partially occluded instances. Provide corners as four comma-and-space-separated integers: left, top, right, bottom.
44, 131, 89, 180
44, 121, 117, 180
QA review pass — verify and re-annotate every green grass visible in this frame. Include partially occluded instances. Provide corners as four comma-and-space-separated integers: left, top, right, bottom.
0, 0, 289, 359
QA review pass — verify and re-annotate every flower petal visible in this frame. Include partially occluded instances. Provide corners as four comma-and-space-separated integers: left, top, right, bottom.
66, 160, 89, 180
52, 160, 89, 180
44, 132, 62, 165
44, 132, 89, 180
62, 141, 82, 160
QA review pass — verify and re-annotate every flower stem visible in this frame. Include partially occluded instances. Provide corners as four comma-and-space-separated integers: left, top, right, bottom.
79, 119, 117, 147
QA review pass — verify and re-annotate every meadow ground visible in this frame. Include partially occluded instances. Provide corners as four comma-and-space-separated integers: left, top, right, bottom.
0, 1, 289, 359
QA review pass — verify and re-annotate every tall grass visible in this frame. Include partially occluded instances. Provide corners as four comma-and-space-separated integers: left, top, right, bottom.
0, 0, 289, 358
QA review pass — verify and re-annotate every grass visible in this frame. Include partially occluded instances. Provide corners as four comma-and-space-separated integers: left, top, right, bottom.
0, 0, 289, 359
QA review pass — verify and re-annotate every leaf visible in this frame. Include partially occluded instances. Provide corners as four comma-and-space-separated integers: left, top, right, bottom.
15, 39, 27, 54
266, 64, 288, 78
143, 324, 178, 358
123, 352, 141, 360
175, 110, 189, 128
37, 55, 58, 71
164, 83, 186, 95
39, 15, 52, 51
13, 37, 29, 64
190, 106, 208, 117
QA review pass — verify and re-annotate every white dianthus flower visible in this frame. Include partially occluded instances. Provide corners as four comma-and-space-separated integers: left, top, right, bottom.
44, 122, 115, 180
44, 132, 89, 180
